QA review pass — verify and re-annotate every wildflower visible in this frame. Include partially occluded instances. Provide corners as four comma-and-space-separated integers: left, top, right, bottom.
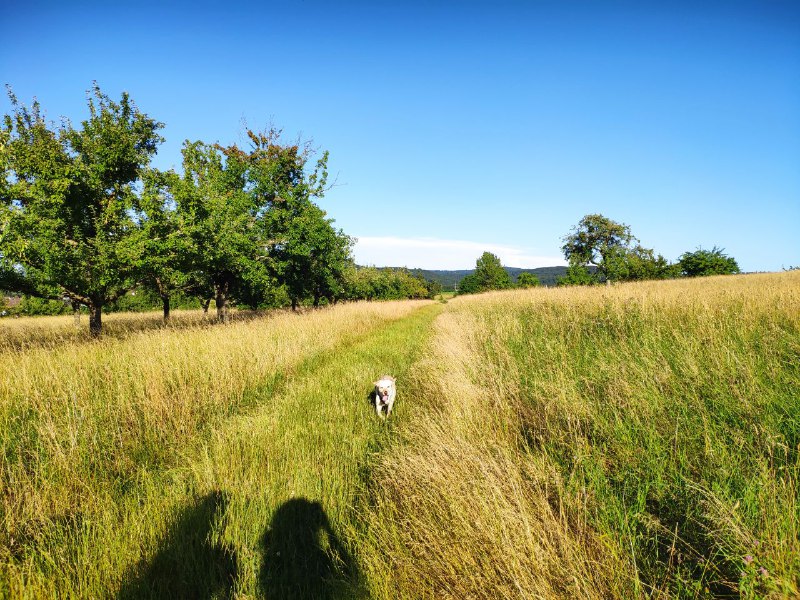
743, 555, 754, 565
759, 566, 768, 577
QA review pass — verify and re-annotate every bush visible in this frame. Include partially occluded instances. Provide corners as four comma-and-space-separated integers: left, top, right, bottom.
679, 246, 740, 277
18, 296, 71, 316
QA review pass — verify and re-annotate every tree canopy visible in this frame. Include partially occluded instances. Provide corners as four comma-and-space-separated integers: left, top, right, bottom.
560, 214, 675, 284
1, 86, 357, 331
516, 272, 540, 288
561, 214, 634, 282
457, 252, 512, 295
1, 84, 163, 334
678, 247, 740, 277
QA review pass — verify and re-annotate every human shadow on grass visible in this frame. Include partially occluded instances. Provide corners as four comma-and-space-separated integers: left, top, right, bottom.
118, 491, 237, 600
259, 498, 363, 600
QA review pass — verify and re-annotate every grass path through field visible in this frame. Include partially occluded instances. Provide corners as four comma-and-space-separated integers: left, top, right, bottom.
115, 301, 443, 598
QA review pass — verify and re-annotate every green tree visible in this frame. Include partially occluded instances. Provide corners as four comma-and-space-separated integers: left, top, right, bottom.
341, 266, 429, 301
130, 169, 192, 320
456, 253, 512, 295
424, 277, 442, 298
678, 246, 740, 277
556, 264, 595, 286
474, 252, 512, 291
605, 245, 679, 282
516, 272, 540, 288
561, 214, 635, 283
0, 85, 163, 335
168, 140, 257, 322
168, 129, 330, 321
561, 214, 678, 284
456, 273, 479, 295
276, 203, 353, 309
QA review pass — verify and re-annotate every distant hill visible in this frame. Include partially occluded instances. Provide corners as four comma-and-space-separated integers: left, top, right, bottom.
405, 266, 569, 290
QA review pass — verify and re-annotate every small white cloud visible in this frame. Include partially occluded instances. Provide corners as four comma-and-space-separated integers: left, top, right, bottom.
354, 236, 567, 270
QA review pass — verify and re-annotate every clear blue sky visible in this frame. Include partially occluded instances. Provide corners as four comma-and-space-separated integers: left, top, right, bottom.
2, 1, 798, 271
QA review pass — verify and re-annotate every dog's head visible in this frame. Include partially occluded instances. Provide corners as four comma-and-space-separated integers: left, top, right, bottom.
374, 375, 396, 400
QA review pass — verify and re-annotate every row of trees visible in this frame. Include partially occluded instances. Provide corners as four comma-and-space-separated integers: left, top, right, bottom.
456, 215, 740, 296
558, 214, 739, 285
0, 265, 438, 317
2, 86, 422, 334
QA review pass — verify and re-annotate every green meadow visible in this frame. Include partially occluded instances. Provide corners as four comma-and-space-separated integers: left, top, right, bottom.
1, 272, 798, 599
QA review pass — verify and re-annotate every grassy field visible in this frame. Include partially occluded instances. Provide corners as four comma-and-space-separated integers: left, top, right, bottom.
1, 272, 798, 598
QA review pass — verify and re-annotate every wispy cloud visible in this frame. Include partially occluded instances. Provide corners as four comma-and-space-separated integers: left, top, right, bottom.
353, 236, 567, 270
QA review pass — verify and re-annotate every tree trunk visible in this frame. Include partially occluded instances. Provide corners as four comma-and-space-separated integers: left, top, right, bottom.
313, 294, 320, 308
161, 295, 171, 321
201, 298, 211, 314
72, 300, 82, 327
215, 286, 229, 323
89, 303, 102, 337
291, 297, 298, 311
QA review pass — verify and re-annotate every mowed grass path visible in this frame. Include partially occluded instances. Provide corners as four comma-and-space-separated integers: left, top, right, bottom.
182, 302, 442, 598
0, 302, 440, 598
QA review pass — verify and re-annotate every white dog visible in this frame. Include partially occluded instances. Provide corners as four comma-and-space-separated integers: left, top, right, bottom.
374, 375, 397, 418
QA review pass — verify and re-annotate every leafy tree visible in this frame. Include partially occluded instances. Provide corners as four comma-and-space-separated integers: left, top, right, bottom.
130, 169, 192, 320
167, 129, 329, 321
678, 247, 740, 277
561, 214, 679, 284
167, 140, 255, 322
342, 266, 429, 301
556, 264, 595, 286
456, 252, 513, 295
474, 252, 512, 291
424, 277, 442, 298
516, 272, 540, 288
18, 295, 71, 316
276, 203, 353, 309
561, 214, 635, 283
456, 273, 480, 294
605, 245, 679, 282
0, 85, 163, 335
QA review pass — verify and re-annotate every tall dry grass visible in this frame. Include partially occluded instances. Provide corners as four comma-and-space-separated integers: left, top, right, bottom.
360, 272, 800, 599
0, 308, 229, 352
0, 300, 432, 597
2, 273, 798, 599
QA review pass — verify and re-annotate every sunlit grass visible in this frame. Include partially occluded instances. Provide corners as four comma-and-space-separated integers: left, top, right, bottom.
0, 308, 271, 352
0, 300, 434, 597
2, 272, 798, 599
361, 272, 800, 599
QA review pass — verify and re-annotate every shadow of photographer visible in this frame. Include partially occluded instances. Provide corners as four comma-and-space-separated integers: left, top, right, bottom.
118, 491, 237, 599
259, 497, 363, 600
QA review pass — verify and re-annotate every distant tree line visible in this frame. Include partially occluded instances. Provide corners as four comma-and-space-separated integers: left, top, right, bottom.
0, 85, 436, 333
558, 214, 739, 286
457, 214, 740, 296
457, 252, 541, 294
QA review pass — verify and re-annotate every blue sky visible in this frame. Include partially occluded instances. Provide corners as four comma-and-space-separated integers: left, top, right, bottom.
2, 1, 798, 271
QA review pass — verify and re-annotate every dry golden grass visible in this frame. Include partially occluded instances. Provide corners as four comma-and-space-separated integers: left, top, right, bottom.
360, 310, 632, 599
2, 272, 798, 599
361, 272, 800, 599
0, 299, 429, 597
0, 308, 289, 352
